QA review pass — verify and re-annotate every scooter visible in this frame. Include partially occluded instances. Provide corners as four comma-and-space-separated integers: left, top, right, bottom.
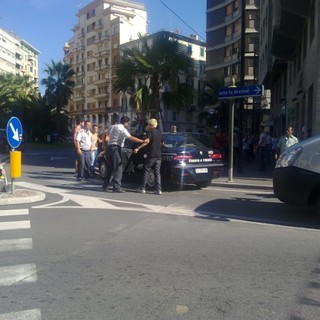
0, 163, 9, 192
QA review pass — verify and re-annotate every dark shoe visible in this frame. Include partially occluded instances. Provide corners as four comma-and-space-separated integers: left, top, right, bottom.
154, 190, 162, 195
77, 177, 82, 181
113, 188, 125, 193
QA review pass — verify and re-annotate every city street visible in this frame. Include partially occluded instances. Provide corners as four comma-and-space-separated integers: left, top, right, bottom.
0, 147, 319, 319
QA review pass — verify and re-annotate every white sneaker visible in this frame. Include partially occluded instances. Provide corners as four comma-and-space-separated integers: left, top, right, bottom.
154, 190, 162, 195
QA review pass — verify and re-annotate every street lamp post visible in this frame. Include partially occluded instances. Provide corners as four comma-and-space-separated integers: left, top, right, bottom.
228, 80, 237, 182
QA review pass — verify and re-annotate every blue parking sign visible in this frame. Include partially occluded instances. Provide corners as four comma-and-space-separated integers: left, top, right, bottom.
6, 117, 23, 149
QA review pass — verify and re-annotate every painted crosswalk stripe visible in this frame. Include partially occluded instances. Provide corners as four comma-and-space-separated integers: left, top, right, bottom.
0, 209, 29, 217
0, 308, 41, 320
0, 264, 37, 286
0, 221, 30, 231
0, 238, 33, 252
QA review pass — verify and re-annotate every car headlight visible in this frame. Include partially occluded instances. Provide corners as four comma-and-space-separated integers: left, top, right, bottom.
275, 146, 302, 168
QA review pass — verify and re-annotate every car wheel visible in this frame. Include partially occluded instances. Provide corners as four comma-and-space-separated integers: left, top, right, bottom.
196, 180, 211, 189
316, 194, 320, 218
99, 160, 108, 178
146, 171, 156, 188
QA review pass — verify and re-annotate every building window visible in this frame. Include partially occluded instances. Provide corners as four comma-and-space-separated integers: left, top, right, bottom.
200, 47, 205, 57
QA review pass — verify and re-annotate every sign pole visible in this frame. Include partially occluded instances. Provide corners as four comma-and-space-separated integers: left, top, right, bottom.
217, 83, 264, 180
6, 117, 23, 194
228, 100, 235, 182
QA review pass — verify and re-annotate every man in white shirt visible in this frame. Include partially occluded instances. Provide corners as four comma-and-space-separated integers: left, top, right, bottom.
275, 126, 299, 159
102, 116, 148, 193
76, 120, 92, 181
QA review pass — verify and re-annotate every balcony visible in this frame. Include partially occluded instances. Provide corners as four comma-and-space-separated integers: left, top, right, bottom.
271, 0, 309, 60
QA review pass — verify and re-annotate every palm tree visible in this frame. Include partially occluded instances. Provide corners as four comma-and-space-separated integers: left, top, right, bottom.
113, 32, 194, 130
41, 60, 75, 134
198, 78, 227, 129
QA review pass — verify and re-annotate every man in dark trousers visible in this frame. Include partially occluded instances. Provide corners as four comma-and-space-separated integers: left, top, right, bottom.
102, 116, 148, 193
134, 118, 162, 195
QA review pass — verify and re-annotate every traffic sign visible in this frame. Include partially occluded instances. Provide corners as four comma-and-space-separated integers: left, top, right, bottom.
6, 117, 23, 149
217, 85, 264, 99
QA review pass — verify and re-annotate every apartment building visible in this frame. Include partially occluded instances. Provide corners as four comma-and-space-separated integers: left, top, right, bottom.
119, 31, 207, 133
206, 0, 262, 132
260, 0, 320, 137
0, 28, 40, 86
63, 0, 147, 129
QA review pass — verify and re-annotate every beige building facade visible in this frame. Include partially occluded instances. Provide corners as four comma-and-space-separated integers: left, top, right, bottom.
63, 0, 147, 129
206, 0, 262, 132
260, 0, 320, 137
0, 28, 40, 86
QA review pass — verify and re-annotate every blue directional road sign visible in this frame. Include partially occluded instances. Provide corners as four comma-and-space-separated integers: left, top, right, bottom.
6, 117, 23, 149
217, 84, 264, 99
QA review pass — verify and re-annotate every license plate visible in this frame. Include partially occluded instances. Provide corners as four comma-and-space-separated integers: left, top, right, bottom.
195, 168, 208, 173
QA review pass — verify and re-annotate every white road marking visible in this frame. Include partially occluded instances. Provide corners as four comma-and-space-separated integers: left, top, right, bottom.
0, 309, 41, 320
0, 221, 30, 231
0, 209, 29, 217
0, 263, 37, 286
0, 238, 33, 252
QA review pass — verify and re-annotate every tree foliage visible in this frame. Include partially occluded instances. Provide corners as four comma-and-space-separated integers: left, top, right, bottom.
41, 60, 75, 135
114, 32, 195, 126
0, 73, 38, 133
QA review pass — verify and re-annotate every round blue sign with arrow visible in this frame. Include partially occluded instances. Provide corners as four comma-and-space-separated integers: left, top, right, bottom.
6, 117, 23, 149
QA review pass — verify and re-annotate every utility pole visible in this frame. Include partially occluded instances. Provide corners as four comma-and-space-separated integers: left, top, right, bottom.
237, 0, 246, 173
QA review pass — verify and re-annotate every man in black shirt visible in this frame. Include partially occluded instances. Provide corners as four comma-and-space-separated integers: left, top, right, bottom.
134, 118, 162, 195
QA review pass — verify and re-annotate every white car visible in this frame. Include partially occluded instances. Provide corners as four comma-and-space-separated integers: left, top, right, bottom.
273, 135, 320, 216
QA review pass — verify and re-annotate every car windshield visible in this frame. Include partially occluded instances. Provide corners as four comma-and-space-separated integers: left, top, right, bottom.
162, 134, 205, 148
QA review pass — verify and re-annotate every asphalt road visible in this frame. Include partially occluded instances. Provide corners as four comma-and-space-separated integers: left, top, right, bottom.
0, 146, 319, 319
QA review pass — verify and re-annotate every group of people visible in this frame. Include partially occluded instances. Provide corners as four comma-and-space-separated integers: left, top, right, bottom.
257, 125, 299, 171
73, 116, 163, 194
73, 118, 99, 181
212, 125, 302, 171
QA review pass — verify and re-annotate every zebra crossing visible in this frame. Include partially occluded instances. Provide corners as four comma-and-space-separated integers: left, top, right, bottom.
0, 209, 41, 320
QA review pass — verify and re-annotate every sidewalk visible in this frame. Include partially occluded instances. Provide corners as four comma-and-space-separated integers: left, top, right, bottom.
0, 152, 46, 205
211, 160, 273, 190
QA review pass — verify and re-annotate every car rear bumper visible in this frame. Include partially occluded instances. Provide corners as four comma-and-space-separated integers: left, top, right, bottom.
169, 164, 224, 184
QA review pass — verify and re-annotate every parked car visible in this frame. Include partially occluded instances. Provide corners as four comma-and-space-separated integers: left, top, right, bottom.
97, 132, 224, 189
273, 135, 320, 216
0, 128, 25, 152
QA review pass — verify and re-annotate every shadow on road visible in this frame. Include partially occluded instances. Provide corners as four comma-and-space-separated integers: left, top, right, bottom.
195, 197, 320, 230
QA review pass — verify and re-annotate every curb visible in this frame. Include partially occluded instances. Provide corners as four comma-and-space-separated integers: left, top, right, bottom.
211, 182, 273, 191
0, 189, 46, 206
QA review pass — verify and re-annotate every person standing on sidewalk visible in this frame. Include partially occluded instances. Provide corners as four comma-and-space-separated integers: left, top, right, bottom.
73, 117, 84, 175
134, 118, 162, 195
102, 116, 148, 193
90, 124, 99, 174
75, 120, 92, 181
258, 125, 267, 171
275, 126, 298, 160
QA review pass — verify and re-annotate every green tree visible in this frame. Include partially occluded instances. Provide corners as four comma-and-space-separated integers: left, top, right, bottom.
114, 32, 194, 130
0, 73, 38, 133
41, 60, 75, 135
198, 78, 227, 130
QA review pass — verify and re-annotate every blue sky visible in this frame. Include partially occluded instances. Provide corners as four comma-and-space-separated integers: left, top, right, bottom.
1, 0, 206, 85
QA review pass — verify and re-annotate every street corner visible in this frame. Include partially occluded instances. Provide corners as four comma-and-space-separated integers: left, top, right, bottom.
0, 188, 46, 206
